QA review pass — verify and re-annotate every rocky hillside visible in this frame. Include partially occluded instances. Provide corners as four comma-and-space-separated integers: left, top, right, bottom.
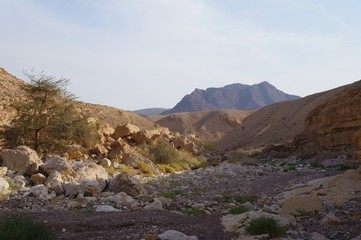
0, 68, 26, 125
0, 68, 155, 131
162, 81, 300, 114
217, 85, 348, 151
293, 80, 361, 157
155, 109, 253, 142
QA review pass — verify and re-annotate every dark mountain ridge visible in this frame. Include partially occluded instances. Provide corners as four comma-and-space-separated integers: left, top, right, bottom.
162, 81, 300, 114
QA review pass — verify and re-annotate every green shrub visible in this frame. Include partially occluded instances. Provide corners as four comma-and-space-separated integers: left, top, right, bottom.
229, 205, 248, 214
158, 190, 185, 199
148, 138, 179, 164
235, 195, 258, 204
0, 215, 57, 240
137, 162, 154, 176
181, 208, 206, 215
207, 157, 221, 166
245, 216, 286, 238
203, 142, 218, 152
229, 149, 258, 165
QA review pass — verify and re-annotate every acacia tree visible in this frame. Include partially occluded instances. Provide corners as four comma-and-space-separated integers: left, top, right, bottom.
4, 70, 97, 153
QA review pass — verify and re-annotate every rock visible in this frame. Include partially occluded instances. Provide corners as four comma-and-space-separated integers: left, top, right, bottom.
29, 184, 48, 198
108, 139, 134, 160
158, 230, 198, 240
132, 130, 151, 144
279, 213, 297, 227
263, 204, 278, 213
0, 146, 42, 175
95, 205, 119, 212
50, 182, 64, 195
43, 159, 108, 190
0, 178, 9, 191
44, 171, 63, 187
108, 173, 147, 197
111, 123, 140, 139
80, 180, 102, 197
280, 196, 323, 215
158, 196, 173, 206
94, 144, 109, 156
144, 198, 163, 211
311, 232, 329, 240
122, 153, 161, 175
321, 212, 343, 225
221, 213, 249, 233
13, 175, 27, 188
63, 183, 84, 198
100, 158, 112, 168
0, 167, 7, 177
30, 173, 47, 185
321, 159, 341, 168
222, 211, 291, 233
41, 156, 70, 175
107, 192, 138, 209
351, 234, 361, 240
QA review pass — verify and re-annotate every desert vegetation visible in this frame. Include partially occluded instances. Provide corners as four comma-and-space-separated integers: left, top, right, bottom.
3, 70, 97, 154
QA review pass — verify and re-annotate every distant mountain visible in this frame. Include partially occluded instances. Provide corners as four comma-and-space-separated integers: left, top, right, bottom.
133, 108, 170, 116
161, 81, 300, 115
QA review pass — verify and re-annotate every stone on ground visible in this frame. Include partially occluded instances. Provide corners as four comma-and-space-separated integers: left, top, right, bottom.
158, 230, 198, 240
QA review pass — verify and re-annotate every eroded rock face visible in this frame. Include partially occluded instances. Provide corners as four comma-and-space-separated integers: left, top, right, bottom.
293, 80, 361, 157
0, 146, 42, 175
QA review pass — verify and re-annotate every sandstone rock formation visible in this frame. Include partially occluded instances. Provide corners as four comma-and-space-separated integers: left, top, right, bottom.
293, 80, 361, 157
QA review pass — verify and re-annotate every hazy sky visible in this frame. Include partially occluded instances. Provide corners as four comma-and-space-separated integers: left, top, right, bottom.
1, 1, 360, 110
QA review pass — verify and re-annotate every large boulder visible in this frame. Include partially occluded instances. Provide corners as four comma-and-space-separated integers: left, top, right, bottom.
0, 146, 42, 175
41, 156, 71, 175
107, 192, 138, 209
108, 173, 147, 197
41, 156, 108, 188
28, 184, 48, 198
111, 123, 140, 139
280, 196, 323, 215
67, 161, 108, 188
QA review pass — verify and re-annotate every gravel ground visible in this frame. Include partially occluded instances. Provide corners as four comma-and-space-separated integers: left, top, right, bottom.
0, 160, 359, 240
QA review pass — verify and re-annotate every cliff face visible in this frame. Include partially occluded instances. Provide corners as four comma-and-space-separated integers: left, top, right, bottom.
293, 80, 361, 157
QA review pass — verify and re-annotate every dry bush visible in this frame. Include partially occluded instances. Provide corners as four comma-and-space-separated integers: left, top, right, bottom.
229, 149, 259, 165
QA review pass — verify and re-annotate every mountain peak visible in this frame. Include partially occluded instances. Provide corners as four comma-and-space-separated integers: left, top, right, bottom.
162, 82, 300, 114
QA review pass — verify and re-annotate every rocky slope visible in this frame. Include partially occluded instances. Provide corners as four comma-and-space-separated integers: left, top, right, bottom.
155, 109, 254, 142
217, 85, 348, 151
0, 68, 155, 133
293, 80, 361, 157
162, 81, 300, 114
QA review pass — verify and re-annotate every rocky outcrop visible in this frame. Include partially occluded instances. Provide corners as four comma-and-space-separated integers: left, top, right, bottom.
293, 80, 361, 157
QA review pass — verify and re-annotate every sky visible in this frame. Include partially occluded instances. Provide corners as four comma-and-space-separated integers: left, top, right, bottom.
1, 0, 361, 110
